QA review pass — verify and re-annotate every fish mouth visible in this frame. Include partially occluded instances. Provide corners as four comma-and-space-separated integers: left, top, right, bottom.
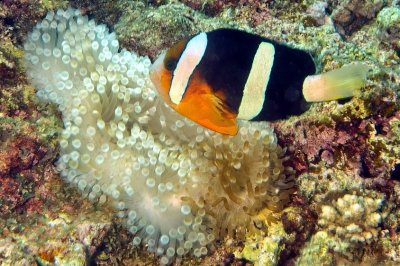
149, 51, 174, 107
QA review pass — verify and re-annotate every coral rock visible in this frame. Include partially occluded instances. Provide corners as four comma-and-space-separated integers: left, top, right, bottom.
331, 0, 385, 36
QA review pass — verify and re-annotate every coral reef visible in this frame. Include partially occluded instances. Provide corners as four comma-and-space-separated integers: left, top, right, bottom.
305, 1, 329, 26
274, 111, 400, 179
318, 192, 385, 245
296, 164, 400, 264
114, 2, 197, 59
1, 0, 399, 265
0, 0, 68, 44
331, 0, 386, 36
180, 0, 239, 16
377, 6, 400, 50
237, 222, 287, 266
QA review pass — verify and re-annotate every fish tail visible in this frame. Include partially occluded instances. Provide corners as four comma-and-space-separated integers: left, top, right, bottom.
302, 62, 370, 102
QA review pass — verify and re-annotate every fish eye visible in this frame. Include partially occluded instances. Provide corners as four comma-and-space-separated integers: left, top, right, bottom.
165, 59, 177, 71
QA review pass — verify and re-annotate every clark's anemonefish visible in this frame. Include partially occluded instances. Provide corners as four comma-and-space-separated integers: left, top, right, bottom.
150, 28, 369, 136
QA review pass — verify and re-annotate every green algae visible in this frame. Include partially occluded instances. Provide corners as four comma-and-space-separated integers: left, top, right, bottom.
377, 6, 400, 49
237, 222, 288, 266
115, 2, 196, 58
0, 111, 60, 149
39, 0, 68, 10
0, 40, 23, 75
296, 231, 335, 266
113, 1, 241, 59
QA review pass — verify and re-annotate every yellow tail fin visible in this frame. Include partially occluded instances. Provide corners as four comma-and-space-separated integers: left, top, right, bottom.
302, 62, 370, 102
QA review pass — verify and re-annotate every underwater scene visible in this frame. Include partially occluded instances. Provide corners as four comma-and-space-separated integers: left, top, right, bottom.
0, 0, 399, 265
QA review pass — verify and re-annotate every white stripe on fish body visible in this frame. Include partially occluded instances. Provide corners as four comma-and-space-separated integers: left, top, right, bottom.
237, 42, 275, 120
169, 32, 208, 105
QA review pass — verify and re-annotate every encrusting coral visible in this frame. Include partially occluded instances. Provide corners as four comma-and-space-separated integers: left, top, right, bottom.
318, 193, 385, 245
23, 8, 293, 263
296, 190, 393, 264
377, 6, 400, 50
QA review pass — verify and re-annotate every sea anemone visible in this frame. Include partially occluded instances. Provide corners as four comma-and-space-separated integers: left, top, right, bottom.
24, 8, 293, 263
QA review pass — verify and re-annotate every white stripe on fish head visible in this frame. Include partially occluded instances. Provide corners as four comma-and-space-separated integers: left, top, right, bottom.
169, 32, 208, 105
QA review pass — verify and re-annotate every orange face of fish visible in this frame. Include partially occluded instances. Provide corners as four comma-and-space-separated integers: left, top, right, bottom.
150, 38, 188, 107
150, 35, 238, 136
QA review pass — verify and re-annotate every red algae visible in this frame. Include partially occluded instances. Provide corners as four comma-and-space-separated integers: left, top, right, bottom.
274, 112, 398, 180
0, 178, 23, 215
181, 0, 239, 16
0, 136, 47, 176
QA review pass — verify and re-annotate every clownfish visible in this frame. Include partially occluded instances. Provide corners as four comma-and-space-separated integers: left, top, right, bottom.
150, 28, 369, 135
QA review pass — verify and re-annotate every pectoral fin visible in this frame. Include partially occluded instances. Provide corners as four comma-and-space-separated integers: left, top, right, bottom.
176, 90, 238, 136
